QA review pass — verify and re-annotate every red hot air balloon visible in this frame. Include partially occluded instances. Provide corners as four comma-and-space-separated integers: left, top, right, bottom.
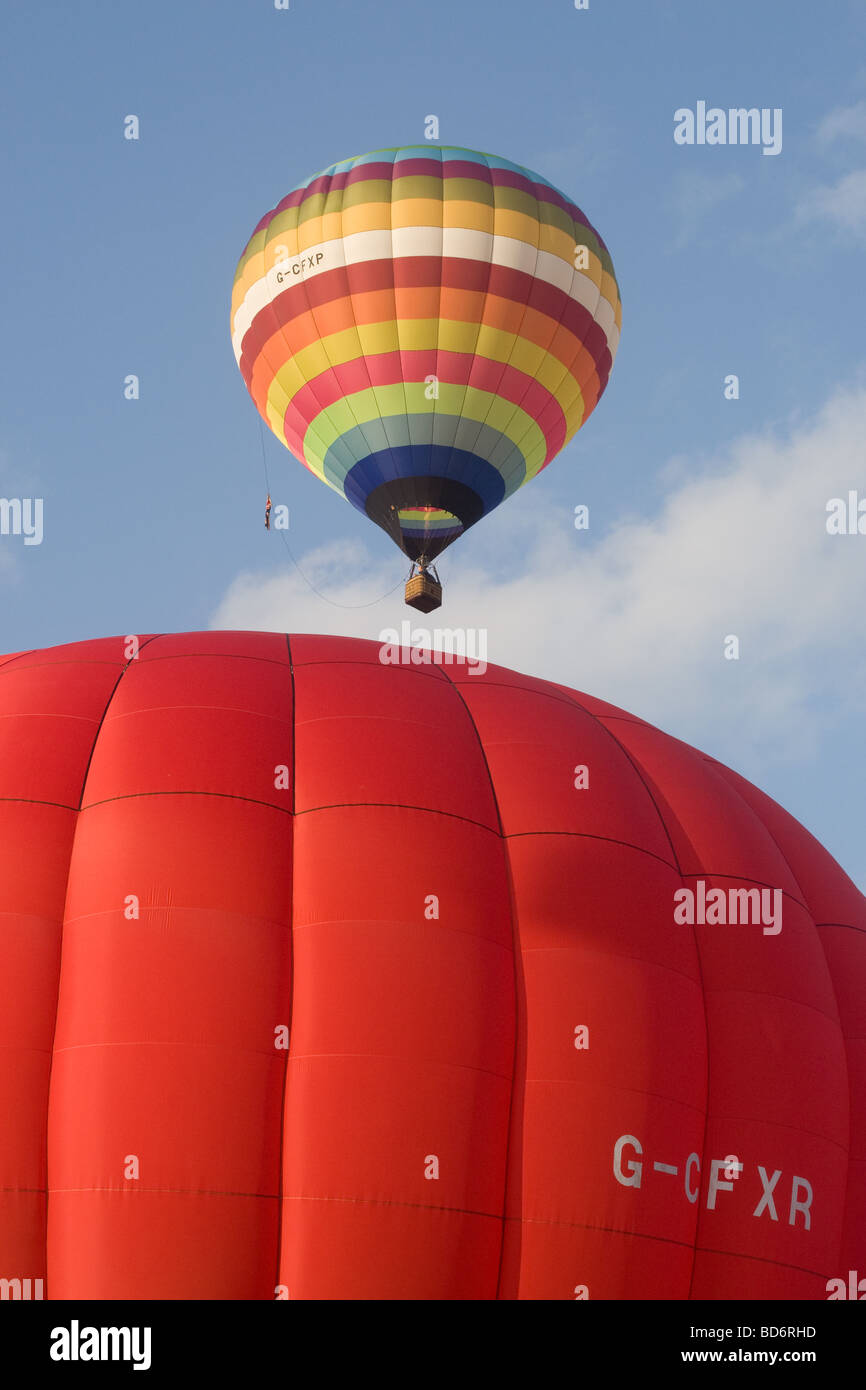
0, 632, 862, 1298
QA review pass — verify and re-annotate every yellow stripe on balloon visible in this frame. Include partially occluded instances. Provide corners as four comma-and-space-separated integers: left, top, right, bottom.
297, 210, 348, 250
267, 311, 586, 399
353, 320, 402, 357
255, 315, 589, 430
387, 198, 445, 231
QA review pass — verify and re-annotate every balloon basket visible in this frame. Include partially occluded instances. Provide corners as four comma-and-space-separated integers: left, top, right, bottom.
405, 572, 442, 613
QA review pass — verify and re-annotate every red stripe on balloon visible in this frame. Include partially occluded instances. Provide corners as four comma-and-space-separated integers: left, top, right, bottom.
278, 350, 566, 468
239, 259, 606, 389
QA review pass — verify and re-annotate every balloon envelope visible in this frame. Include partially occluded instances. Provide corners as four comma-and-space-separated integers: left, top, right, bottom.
231, 146, 621, 563
0, 632, 863, 1298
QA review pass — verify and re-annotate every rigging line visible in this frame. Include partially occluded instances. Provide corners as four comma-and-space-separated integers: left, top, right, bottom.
257, 419, 407, 609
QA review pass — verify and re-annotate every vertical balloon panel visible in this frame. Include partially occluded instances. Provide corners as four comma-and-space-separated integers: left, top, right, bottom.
453, 672, 706, 1299
280, 645, 514, 1297
709, 764, 866, 1289
46, 633, 294, 1298
0, 643, 125, 1293
602, 723, 852, 1299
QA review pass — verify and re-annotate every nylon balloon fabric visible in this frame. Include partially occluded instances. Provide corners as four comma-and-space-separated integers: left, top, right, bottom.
231, 147, 621, 563
0, 633, 862, 1298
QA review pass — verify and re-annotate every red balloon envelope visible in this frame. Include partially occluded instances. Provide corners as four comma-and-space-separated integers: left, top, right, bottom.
0, 631, 863, 1299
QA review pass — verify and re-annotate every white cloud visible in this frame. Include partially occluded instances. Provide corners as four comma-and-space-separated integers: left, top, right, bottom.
798, 168, 866, 238
816, 100, 866, 144
212, 382, 866, 776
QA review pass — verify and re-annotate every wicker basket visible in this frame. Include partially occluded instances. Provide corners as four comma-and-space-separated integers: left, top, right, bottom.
405, 572, 443, 613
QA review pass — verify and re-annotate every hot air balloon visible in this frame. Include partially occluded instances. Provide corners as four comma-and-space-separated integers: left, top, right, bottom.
230, 146, 621, 610
0, 631, 863, 1299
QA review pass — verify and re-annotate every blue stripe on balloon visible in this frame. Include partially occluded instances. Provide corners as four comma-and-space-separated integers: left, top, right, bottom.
343, 446, 506, 516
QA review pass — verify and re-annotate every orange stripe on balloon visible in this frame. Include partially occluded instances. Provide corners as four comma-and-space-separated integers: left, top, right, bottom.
246, 293, 602, 422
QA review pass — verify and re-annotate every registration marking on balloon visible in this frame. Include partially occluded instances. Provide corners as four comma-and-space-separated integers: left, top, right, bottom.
614, 1134, 814, 1227
274, 250, 325, 282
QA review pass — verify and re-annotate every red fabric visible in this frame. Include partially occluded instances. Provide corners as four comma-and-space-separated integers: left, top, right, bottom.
0, 631, 862, 1299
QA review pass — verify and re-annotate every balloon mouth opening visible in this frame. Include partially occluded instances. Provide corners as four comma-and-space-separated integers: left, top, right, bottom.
365, 475, 484, 563
396, 506, 461, 564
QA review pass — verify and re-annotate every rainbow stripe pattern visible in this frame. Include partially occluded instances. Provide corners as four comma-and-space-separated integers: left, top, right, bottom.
231, 146, 621, 563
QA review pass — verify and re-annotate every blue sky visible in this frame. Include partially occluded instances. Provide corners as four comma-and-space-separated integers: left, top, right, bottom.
1, 0, 865, 885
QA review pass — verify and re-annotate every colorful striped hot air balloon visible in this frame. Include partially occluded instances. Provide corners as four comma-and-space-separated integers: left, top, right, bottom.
230, 146, 621, 607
